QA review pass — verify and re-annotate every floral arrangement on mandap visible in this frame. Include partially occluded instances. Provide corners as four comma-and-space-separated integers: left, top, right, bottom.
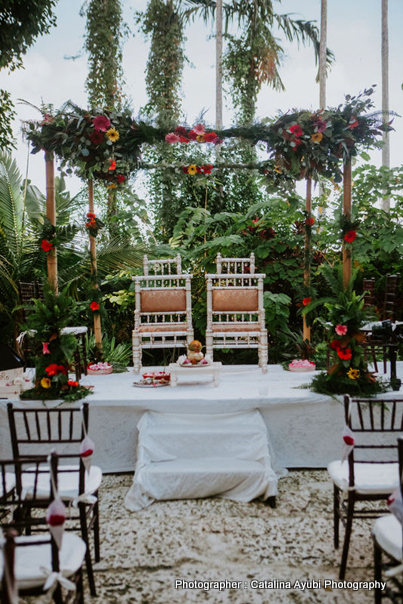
85, 212, 104, 237
302, 267, 388, 396
20, 288, 91, 402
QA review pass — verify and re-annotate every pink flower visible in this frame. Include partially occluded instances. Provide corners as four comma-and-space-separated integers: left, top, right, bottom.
93, 115, 111, 132
335, 324, 348, 336
165, 132, 180, 144
193, 123, 205, 135
42, 342, 50, 355
213, 137, 223, 146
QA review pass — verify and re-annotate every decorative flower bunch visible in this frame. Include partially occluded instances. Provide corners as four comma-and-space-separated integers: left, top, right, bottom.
182, 164, 213, 175
165, 124, 223, 146
85, 212, 104, 238
340, 215, 360, 244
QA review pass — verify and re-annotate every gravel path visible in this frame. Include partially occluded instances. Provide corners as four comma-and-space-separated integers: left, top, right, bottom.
76, 470, 380, 604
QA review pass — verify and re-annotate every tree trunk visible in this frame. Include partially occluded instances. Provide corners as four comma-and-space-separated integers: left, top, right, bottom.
45, 154, 58, 293
319, 0, 327, 110
381, 0, 390, 212
216, 0, 223, 130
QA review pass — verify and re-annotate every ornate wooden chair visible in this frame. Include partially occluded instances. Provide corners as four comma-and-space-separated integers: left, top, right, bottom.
383, 273, 401, 321
0, 453, 86, 604
328, 395, 403, 580
132, 254, 193, 373
7, 402, 100, 596
205, 253, 268, 372
362, 277, 376, 309
372, 436, 403, 604
17, 282, 88, 379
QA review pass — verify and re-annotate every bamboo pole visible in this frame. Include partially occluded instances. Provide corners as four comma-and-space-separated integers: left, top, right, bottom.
88, 180, 103, 354
45, 154, 58, 293
343, 161, 352, 288
303, 177, 312, 342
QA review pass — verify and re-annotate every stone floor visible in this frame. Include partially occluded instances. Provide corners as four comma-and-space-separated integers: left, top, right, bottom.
62, 470, 383, 604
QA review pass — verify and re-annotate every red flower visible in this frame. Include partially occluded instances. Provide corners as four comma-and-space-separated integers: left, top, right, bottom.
302, 297, 311, 306
182, 166, 189, 173
87, 212, 96, 219
93, 115, 111, 132
90, 301, 100, 311
41, 239, 54, 253
344, 230, 357, 243
175, 126, 187, 135
343, 435, 355, 446
179, 136, 190, 143
204, 132, 218, 143
330, 339, 342, 351
68, 380, 78, 387
57, 365, 67, 375
202, 164, 213, 174
337, 348, 352, 361
45, 364, 59, 376
90, 131, 104, 145
196, 166, 202, 174
108, 160, 116, 171
290, 124, 303, 137
187, 130, 197, 140
116, 174, 126, 183
348, 117, 359, 130
305, 217, 315, 226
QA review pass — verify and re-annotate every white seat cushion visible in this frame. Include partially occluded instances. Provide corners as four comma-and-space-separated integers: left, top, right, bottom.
328, 460, 399, 495
373, 515, 402, 562
22, 465, 102, 499
0, 532, 86, 590
0, 473, 16, 498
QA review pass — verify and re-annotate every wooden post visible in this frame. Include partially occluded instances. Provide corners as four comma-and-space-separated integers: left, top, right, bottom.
343, 161, 352, 288
88, 180, 103, 354
45, 154, 58, 293
303, 178, 312, 342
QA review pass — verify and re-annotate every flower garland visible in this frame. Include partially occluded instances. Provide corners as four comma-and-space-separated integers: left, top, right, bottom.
165, 124, 223, 146
85, 212, 104, 238
339, 215, 360, 244
182, 164, 213, 175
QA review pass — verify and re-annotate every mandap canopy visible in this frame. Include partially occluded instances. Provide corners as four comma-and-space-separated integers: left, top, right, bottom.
25, 88, 391, 345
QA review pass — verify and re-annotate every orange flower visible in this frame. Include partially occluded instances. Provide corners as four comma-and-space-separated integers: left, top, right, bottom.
311, 132, 323, 143
302, 297, 311, 306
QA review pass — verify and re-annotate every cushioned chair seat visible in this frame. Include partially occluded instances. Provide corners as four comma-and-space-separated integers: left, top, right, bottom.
0, 473, 16, 498
211, 324, 262, 332
0, 533, 86, 590
138, 324, 188, 333
22, 465, 102, 499
328, 460, 399, 495
373, 514, 402, 562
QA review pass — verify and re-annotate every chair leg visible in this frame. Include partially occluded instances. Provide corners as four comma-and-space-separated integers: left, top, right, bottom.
132, 334, 141, 374
339, 494, 355, 580
333, 485, 340, 549
81, 333, 88, 375
205, 332, 213, 360
93, 494, 100, 563
79, 503, 97, 597
259, 332, 268, 373
373, 539, 383, 604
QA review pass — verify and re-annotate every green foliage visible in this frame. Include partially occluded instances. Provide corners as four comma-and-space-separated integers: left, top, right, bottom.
0, 0, 57, 71
0, 90, 17, 151
82, 0, 126, 109
86, 333, 131, 372
139, 0, 186, 128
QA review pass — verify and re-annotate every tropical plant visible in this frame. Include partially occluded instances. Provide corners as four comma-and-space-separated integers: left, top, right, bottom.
86, 333, 131, 372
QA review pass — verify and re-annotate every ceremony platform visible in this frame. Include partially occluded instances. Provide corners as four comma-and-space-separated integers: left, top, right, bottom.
0, 363, 402, 474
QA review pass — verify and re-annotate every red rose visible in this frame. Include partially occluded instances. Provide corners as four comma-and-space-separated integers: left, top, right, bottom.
204, 132, 218, 143
179, 136, 190, 143
116, 174, 126, 183
344, 230, 357, 243
87, 212, 96, 219
337, 348, 352, 360
68, 380, 78, 387
330, 339, 341, 351
202, 164, 213, 174
343, 435, 355, 446
90, 131, 104, 145
305, 217, 315, 226
41, 240, 54, 253
302, 297, 311, 306
289, 124, 303, 137
187, 130, 197, 140
175, 126, 187, 135
90, 301, 100, 311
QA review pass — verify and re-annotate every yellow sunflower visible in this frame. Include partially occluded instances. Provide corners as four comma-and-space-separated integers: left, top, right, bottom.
107, 182, 117, 189
187, 164, 197, 175
347, 368, 360, 380
196, 134, 205, 143
311, 132, 323, 143
41, 377, 51, 389
106, 127, 120, 142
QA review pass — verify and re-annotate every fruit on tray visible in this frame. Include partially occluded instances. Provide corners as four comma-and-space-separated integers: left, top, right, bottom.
188, 340, 203, 352
186, 340, 204, 364
142, 371, 170, 382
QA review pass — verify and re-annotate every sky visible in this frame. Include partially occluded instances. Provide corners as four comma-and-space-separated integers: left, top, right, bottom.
1, 0, 402, 197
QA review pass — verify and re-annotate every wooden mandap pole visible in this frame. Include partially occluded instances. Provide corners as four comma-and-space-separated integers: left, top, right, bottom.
342, 160, 352, 288
45, 154, 58, 293
303, 177, 312, 342
88, 180, 103, 354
